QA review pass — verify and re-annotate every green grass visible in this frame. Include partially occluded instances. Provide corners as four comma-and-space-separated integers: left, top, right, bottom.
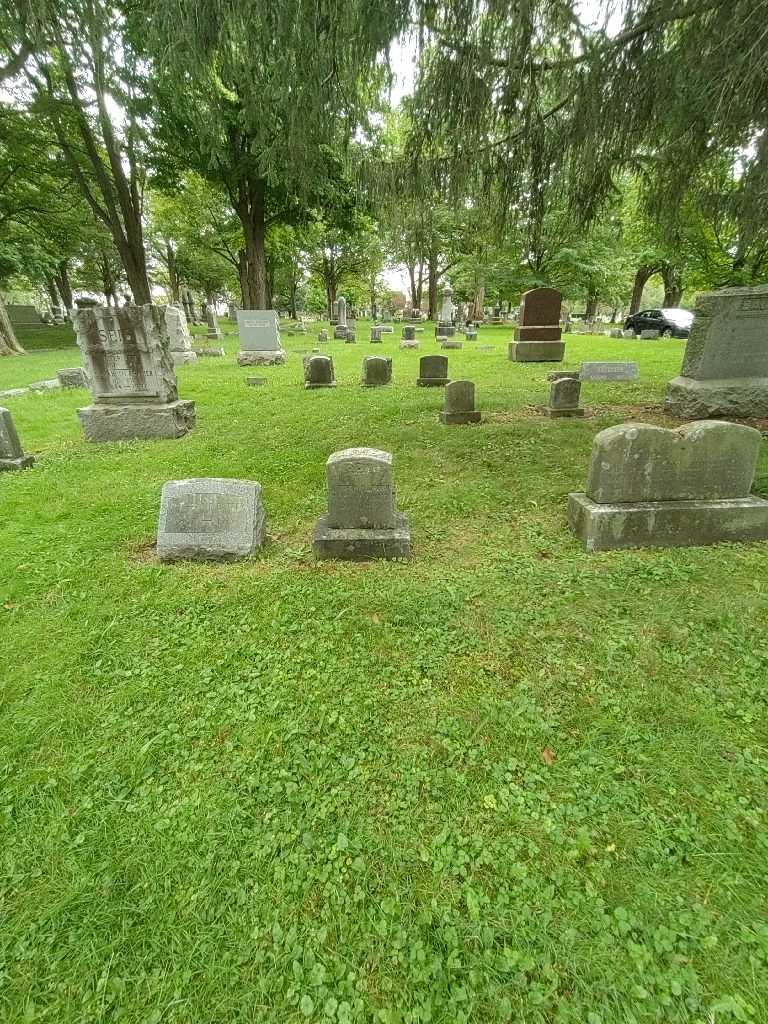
1, 320, 767, 1024
13, 322, 78, 352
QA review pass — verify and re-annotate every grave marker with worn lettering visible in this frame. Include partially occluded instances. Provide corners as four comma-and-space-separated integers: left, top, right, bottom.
158, 478, 266, 561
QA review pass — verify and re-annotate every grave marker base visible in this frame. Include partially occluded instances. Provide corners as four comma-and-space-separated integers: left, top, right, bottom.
0, 454, 35, 472
509, 341, 565, 362
544, 408, 584, 418
313, 512, 411, 561
237, 350, 286, 366
665, 375, 768, 419
439, 410, 481, 425
568, 492, 768, 552
78, 399, 196, 441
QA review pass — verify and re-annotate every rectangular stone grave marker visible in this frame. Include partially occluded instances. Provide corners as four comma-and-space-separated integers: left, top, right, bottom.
361, 355, 392, 387
440, 380, 481, 424
509, 287, 565, 362
0, 407, 34, 471
158, 478, 266, 561
236, 309, 286, 365
74, 305, 195, 441
57, 367, 89, 389
313, 448, 411, 560
580, 361, 639, 381
568, 420, 768, 551
545, 377, 584, 418
165, 305, 197, 365
640, 329, 660, 339
417, 354, 449, 387
304, 354, 336, 389
193, 346, 225, 357
665, 285, 768, 418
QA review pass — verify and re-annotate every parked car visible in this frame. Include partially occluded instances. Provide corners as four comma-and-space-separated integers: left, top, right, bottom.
624, 308, 694, 337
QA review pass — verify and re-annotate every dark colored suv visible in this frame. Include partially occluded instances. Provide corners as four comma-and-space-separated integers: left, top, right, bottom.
624, 308, 693, 338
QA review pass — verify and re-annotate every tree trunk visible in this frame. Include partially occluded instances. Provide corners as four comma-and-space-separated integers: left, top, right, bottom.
661, 263, 683, 307
289, 279, 297, 319
369, 275, 377, 321
54, 260, 74, 310
427, 255, 438, 319
415, 261, 424, 310
0, 296, 25, 355
629, 265, 658, 315
471, 277, 485, 320
100, 252, 118, 306
407, 263, 418, 308
44, 273, 60, 309
236, 175, 268, 309
585, 288, 599, 320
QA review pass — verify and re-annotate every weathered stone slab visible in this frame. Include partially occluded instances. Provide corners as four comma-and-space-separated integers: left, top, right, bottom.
318, 330, 329, 343
665, 285, 768, 418
622, 330, 635, 339
158, 478, 265, 562
400, 339, 419, 350
57, 367, 89, 389
314, 448, 411, 560
370, 326, 383, 343
237, 309, 285, 362
514, 326, 562, 342
545, 377, 583, 418
519, 287, 561, 326
440, 380, 481, 425
246, 377, 267, 386
580, 361, 639, 381
417, 355, 449, 387
509, 341, 565, 362
568, 493, 768, 552
79, 400, 196, 441
361, 355, 392, 387
205, 308, 222, 339
194, 346, 225, 357
585, 421, 760, 503
403, 325, 416, 341
0, 407, 34, 471
345, 328, 357, 343
466, 329, 478, 341
640, 329, 660, 339
165, 305, 197, 365
440, 339, 463, 350
304, 354, 336, 389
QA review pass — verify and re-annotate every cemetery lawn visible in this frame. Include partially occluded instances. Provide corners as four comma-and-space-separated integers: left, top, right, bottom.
3, 322, 768, 1024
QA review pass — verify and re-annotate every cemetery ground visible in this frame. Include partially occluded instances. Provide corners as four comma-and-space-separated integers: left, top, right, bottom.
2, 322, 768, 1024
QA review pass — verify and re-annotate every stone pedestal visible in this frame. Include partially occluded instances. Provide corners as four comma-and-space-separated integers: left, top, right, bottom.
509, 341, 565, 362
568, 420, 768, 551
436, 324, 455, 338
194, 347, 225, 358
313, 448, 411, 561
78, 400, 196, 441
237, 350, 286, 366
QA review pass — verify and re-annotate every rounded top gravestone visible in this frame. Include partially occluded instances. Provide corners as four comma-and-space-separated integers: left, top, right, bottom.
519, 287, 562, 326
326, 448, 396, 530
361, 355, 392, 387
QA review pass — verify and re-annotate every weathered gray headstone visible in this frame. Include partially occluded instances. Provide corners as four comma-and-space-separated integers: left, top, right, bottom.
246, 377, 267, 386
236, 309, 286, 365
165, 305, 197, 365
622, 330, 635, 339
73, 305, 195, 442
640, 329, 660, 339
509, 287, 565, 363
609, 328, 624, 338
403, 325, 416, 341
318, 329, 329, 343
370, 326, 383, 343
361, 355, 392, 387
313, 448, 411, 560
440, 339, 463, 350
345, 328, 357, 344
545, 377, 583, 418
400, 339, 419, 350
665, 285, 768, 418
334, 297, 348, 339
157, 478, 265, 562
193, 346, 225, 357
0, 407, 34, 471
436, 284, 456, 337
466, 329, 478, 341
205, 307, 222, 340
304, 354, 336, 389
57, 367, 89, 389
580, 361, 639, 381
417, 354, 449, 387
7, 304, 40, 327
440, 380, 481, 425
568, 420, 768, 551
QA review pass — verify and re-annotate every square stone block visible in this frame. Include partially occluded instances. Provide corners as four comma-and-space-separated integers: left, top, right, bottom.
78, 399, 196, 441
514, 326, 562, 342
665, 376, 768, 419
237, 350, 286, 366
568, 492, 768, 552
509, 341, 565, 362
158, 478, 266, 562
313, 512, 411, 561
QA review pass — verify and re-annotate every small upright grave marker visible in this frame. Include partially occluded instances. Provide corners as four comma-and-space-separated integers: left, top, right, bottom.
304, 354, 336, 389
0, 407, 34, 471
545, 377, 583, 418
165, 305, 197, 365
158, 478, 266, 562
440, 380, 481, 424
417, 355, 449, 387
361, 355, 392, 387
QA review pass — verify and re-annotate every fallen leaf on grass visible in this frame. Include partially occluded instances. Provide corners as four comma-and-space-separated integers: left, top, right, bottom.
541, 747, 557, 767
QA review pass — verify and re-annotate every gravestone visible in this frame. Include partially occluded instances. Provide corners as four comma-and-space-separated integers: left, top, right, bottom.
73, 305, 195, 441
402, 325, 416, 341
545, 377, 583, 418
568, 420, 768, 551
304, 354, 336, 389
436, 284, 456, 337
400, 339, 419, 350
330, 299, 339, 327
440, 380, 481, 424
236, 309, 286, 365
609, 328, 623, 338
381, 325, 394, 334
318, 329, 329, 343
334, 297, 348, 339
509, 287, 565, 362
194, 346, 225, 357
622, 330, 635, 339
665, 285, 768, 418
580, 361, 639, 381
440, 339, 463, 350
228, 302, 237, 319
640, 329, 660, 339
313, 448, 411, 560
165, 305, 197, 365
466, 329, 478, 341
0, 407, 34, 471
345, 328, 357, 344
57, 367, 89, 389
361, 355, 392, 387
246, 377, 267, 386
7, 304, 40, 326
157, 478, 266, 562
417, 354, 449, 387
205, 307, 222, 340
370, 326, 383, 343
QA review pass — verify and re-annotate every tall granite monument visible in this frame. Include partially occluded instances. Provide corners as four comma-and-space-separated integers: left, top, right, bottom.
509, 287, 565, 362
74, 305, 195, 441
665, 285, 768, 418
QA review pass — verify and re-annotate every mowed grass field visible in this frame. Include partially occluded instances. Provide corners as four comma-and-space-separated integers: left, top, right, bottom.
1, 320, 767, 1023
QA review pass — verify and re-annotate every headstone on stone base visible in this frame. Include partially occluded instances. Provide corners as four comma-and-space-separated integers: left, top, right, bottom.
403, 325, 416, 341
236, 310, 286, 365
440, 380, 481, 424
205, 307, 222, 340
165, 305, 197, 365
665, 285, 768, 418
157, 478, 266, 562
7, 304, 40, 327
417, 355, 449, 387
345, 328, 357, 344
334, 297, 348, 339
73, 305, 195, 442
568, 420, 768, 551
0, 407, 34, 471
313, 448, 411, 560
57, 367, 89, 389
466, 329, 478, 341
304, 354, 336, 389
509, 287, 565, 362
580, 361, 639, 381
361, 355, 392, 387
545, 377, 584, 418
